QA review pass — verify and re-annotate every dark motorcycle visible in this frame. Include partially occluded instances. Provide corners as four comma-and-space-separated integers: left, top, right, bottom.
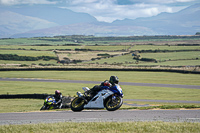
40, 96, 56, 110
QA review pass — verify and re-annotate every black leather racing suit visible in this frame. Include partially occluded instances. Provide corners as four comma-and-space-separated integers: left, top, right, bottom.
53, 94, 62, 109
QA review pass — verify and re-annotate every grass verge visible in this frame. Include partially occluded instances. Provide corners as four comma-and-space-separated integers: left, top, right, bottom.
0, 121, 200, 133
0, 99, 43, 113
0, 99, 199, 113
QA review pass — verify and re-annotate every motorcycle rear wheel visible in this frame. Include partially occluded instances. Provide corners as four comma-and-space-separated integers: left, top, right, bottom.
70, 97, 85, 112
105, 96, 123, 111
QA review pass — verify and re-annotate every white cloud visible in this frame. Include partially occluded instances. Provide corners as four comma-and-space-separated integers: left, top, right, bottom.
64, 1, 186, 22
0, 0, 57, 5
129, 0, 196, 4
166, 0, 195, 3
66, 0, 114, 5
1, 0, 198, 22
70, 0, 99, 5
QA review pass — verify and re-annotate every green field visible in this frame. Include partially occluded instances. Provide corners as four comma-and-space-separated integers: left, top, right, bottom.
0, 50, 56, 57
140, 51, 200, 60
84, 45, 130, 51
84, 53, 200, 66
0, 60, 57, 65
0, 35, 200, 67
130, 45, 200, 51
0, 45, 82, 51
0, 38, 76, 45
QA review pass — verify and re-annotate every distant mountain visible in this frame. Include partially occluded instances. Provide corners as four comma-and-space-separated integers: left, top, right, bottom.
0, 3, 200, 38
0, 11, 58, 38
112, 3, 200, 35
11, 22, 157, 38
3, 5, 97, 25
0, 5, 97, 38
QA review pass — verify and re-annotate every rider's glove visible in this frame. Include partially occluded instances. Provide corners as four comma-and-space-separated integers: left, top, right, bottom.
101, 80, 111, 87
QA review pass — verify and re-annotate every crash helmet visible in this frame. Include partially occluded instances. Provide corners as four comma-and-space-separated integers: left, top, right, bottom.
109, 76, 119, 85
55, 90, 61, 96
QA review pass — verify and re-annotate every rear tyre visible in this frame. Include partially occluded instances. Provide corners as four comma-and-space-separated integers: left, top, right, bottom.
105, 96, 123, 111
70, 97, 85, 112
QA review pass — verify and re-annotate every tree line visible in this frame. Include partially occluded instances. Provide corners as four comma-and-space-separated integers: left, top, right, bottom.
34, 35, 200, 42
0, 54, 58, 61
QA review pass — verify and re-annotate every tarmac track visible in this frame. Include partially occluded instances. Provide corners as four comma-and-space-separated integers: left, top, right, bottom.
0, 110, 200, 125
0, 78, 200, 125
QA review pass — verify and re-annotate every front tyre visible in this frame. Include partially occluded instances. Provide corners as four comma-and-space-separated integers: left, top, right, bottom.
105, 96, 123, 111
40, 105, 46, 110
70, 97, 85, 112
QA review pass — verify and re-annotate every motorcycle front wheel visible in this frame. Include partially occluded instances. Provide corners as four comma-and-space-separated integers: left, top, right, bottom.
40, 105, 46, 110
40, 105, 51, 110
70, 97, 85, 112
105, 96, 123, 111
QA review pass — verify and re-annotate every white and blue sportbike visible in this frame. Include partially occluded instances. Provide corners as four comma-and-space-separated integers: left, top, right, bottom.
70, 85, 124, 112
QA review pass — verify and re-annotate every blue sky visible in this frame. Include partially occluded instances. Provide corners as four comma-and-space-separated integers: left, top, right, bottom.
0, 0, 199, 22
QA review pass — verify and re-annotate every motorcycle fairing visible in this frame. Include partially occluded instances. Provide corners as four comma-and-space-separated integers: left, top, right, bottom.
45, 96, 56, 105
84, 89, 114, 109
109, 84, 123, 97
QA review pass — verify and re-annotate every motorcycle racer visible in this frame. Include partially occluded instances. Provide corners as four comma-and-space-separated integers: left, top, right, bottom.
53, 90, 63, 109
86, 76, 119, 98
